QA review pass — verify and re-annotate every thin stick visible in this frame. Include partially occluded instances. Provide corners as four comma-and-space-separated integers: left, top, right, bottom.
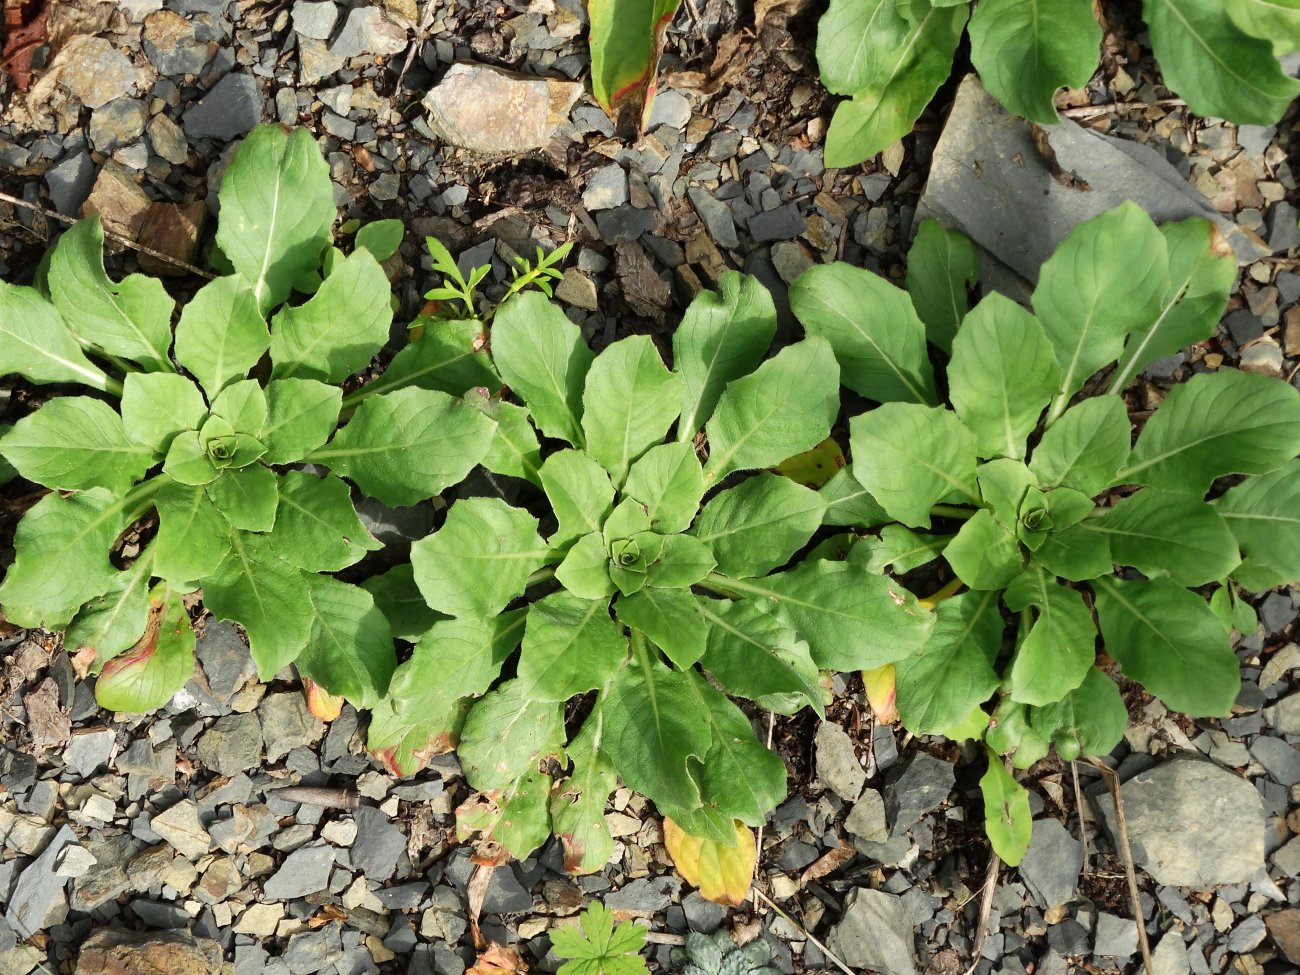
270, 786, 361, 810
751, 889, 855, 975
643, 932, 686, 946
1089, 759, 1154, 975
0, 188, 215, 279
964, 852, 1000, 975
1070, 760, 1091, 875
752, 711, 776, 909
1060, 97, 1186, 119
393, 0, 439, 95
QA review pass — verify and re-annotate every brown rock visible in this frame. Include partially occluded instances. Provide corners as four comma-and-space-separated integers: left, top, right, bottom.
75, 929, 221, 975
195, 857, 243, 904
615, 240, 670, 322
81, 161, 152, 242
422, 63, 581, 153
138, 200, 205, 276
53, 35, 137, 109
1268, 909, 1300, 965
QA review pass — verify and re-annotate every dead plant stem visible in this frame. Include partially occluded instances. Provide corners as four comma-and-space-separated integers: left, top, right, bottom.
751, 889, 855, 975
1089, 759, 1154, 975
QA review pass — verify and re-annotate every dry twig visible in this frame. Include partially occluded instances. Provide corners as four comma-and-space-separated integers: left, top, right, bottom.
1089, 759, 1154, 975
1060, 97, 1187, 119
1070, 759, 1091, 874
751, 888, 855, 975
964, 851, 1000, 975
393, 0, 439, 95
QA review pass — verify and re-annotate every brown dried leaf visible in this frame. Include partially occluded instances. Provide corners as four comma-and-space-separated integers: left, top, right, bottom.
24, 677, 70, 755
0, 0, 47, 91
467, 943, 528, 975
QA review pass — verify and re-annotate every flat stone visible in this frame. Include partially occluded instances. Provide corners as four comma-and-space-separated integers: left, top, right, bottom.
815, 720, 865, 802
1093, 911, 1137, 960
183, 72, 263, 142
422, 63, 582, 153
4, 825, 77, 938
151, 799, 212, 860
75, 928, 222, 975
330, 6, 407, 58
263, 843, 334, 900
885, 752, 954, 831
555, 268, 599, 311
147, 114, 189, 165
1094, 755, 1264, 887
298, 37, 347, 85
89, 99, 148, 153
142, 9, 213, 76
646, 89, 691, 130
138, 200, 206, 277
234, 902, 283, 936
1271, 836, 1300, 876
682, 890, 726, 932
71, 834, 139, 911
260, 693, 325, 763
604, 876, 680, 915
1227, 914, 1267, 953
747, 203, 806, 243
583, 163, 628, 211
596, 204, 656, 243
686, 186, 740, 249
55, 35, 137, 109
1149, 932, 1190, 975
282, 926, 342, 974
1266, 693, 1300, 735
845, 789, 888, 844
81, 160, 152, 242
46, 151, 96, 216
1252, 736, 1300, 786
54, 845, 96, 878
64, 727, 116, 778
1269, 201, 1300, 254
1267, 908, 1300, 965
1019, 819, 1082, 909
1240, 339, 1284, 377
826, 888, 919, 975
350, 806, 406, 882
196, 621, 255, 700
291, 0, 338, 40
196, 712, 263, 777
1261, 592, 1296, 633
195, 857, 243, 904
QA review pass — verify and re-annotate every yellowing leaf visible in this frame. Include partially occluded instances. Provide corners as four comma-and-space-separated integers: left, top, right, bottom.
774, 436, 846, 489
304, 678, 344, 721
663, 817, 755, 907
861, 663, 898, 724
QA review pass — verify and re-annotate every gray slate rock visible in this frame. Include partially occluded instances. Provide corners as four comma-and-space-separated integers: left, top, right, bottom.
605, 876, 680, 914
595, 204, 655, 243
263, 843, 335, 900
1251, 736, 1300, 786
351, 806, 406, 882
1093, 912, 1137, 960
330, 6, 406, 58
283, 924, 343, 974
826, 888, 919, 975
184, 72, 263, 141
4, 825, 77, 938
845, 789, 888, 843
260, 692, 325, 763
46, 151, 95, 215
1018, 819, 1082, 909
1094, 755, 1265, 887
815, 720, 865, 802
147, 113, 189, 165
687, 186, 740, 249
64, 727, 115, 778
747, 203, 806, 243
196, 711, 263, 776
71, 833, 140, 911
1150, 933, 1190, 975
142, 9, 212, 75
1227, 914, 1267, 953
583, 164, 629, 211
196, 620, 255, 700
291, 0, 338, 40
89, 99, 149, 152
885, 752, 954, 831
647, 89, 691, 130
1266, 693, 1300, 735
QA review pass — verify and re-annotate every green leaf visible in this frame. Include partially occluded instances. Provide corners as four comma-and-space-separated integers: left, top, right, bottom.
581, 336, 682, 484
0, 488, 129, 628
860, 524, 948, 573
645, 535, 716, 589
0, 283, 114, 392
1145, 0, 1300, 123
1108, 218, 1237, 392
949, 293, 1060, 460
1034, 522, 1112, 582
120, 374, 207, 455
355, 319, 499, 401
517, 592, 627, 701
207, 465, 278, 532
216, 125, 336, 313
968, 0, 1101, 123
820, 0, 969, 167
270, 249, 392, 383
985, 699, 1050, 768
310, 388, 494, 506
203, 534, 314, 678
1092, 576, 1239, 716
458, 679, 565, 790
209, 382, 267, 441
491, 291, 593, 445
740, 557, 935, 670
361, 564, 444, 642
693, 473, 826, 578
681, 671, 787, 826
465, 391, 542, 486
551, 901, 648, 975
1223, 0, 1300, 51
173, 276, 270, 397
261, 379, 341, 464
63, 556, 153, 667
623, 442, 706, 534
270, 471, 381, 572
48, 217, 173, 370
1117, 369, 1300, 493
1029, 666, 1128, 760
293, 576, 396, 708
95, 585, 195, 713
588, 0, 682, 117
697, 597, 824, 716
617, 587, 707, 668
0, 397, 152, 494
980, 751, 1032, 866
550, 710, 620, 875
703, 337, 840, 483
411, 497, 549, 619
556, 532, 617, 600
602, 653, 708, 814
1033, 203, 1169, 416
820, 468, 890, 528
976, 459, 1036, 528
849, 403, 979, 528
151, 480, 231, 586
540, 449, 617, 547
1214, 461, 1300, 592
905, 219, 978, 354
1030, 396, 1130, 496
895, 590, 1002, 735
789, 263, 936, 404
163, 431, 218, 486
945, 509, 1025, 590
673, 271, 777, 439
355, 219, 404, 260
1004, 567, 1096, 705
1092, 488, 1240, 586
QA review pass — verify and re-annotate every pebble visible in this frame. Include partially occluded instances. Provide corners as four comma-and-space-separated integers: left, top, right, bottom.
291, 0, 338, 41
262, 844, 335, 900
196, 712, 263, 777
142, 9, 213, 76
45, 151, 95, 215
183, 72, 263, 141
64, 727, 116, 778
1018, 819, 1082, 909
89, 99, 149, 152
330, 6, 407, 58
423, 62, 581, 153
647, 90, 691, 130
146, 113, 189, 165
555, 268, 599, 311
56, 36, 137, 109
814, 721, 865, 802
1251, 736, 1300, 786
583, 163, 629, 211
826, 888, 919, 975
686, 186, 740, 249
885, 752, 954, 831
1093, 912, 1137, 959
150, 799, 212, 860
196, 621, 255, 701
748, 203, 806, 243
